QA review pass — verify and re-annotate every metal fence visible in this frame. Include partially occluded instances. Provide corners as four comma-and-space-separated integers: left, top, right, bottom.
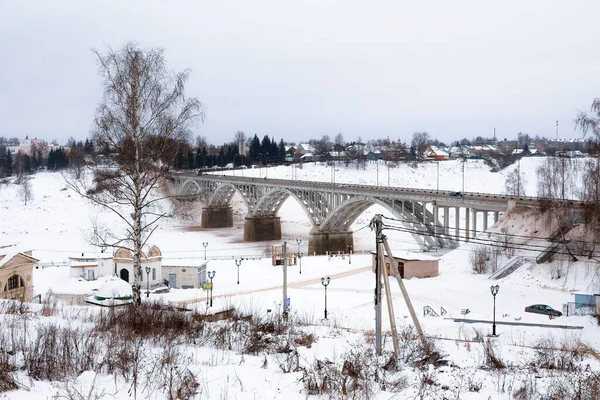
563, 302, 597, 317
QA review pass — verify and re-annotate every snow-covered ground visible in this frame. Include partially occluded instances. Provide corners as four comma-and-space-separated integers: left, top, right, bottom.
1, 156, 599, 399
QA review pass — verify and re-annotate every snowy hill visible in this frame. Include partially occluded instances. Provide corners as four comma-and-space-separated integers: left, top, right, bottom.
1, 157, 599, 399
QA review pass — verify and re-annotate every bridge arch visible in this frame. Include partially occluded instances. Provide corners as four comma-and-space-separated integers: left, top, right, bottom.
252, 188, 318, 225
178, 179, 203, 199
317, 197, 442, 250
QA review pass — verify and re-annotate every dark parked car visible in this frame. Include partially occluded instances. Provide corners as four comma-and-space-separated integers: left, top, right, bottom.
524, 304, 562, 317
450, 191, 464, 197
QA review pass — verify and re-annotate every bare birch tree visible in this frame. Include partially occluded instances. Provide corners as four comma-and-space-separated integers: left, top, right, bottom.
19, 178, 33, 205
68, 43, 204, 305
504, 167, 526, 196
575, 98, 600, 258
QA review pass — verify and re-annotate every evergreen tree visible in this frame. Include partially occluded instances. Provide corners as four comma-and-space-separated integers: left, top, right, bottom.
278, 139, 286, 162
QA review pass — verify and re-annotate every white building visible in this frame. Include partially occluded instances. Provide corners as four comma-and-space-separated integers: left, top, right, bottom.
69, 245, 164, 290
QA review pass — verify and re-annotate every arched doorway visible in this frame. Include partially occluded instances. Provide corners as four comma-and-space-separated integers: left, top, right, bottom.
119, 268, 129, 283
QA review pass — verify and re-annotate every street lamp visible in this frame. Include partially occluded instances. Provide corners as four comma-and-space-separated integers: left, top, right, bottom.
298, 252, 303, 274
208, 271, 216, 307
295, 238, 302, 257
437, 160, 440, 191
202, 242, 208, 260
347, 244, 352, 264
490, 284, 499, 336
145, 266, 151, 298
235, 258, 242, 285
321, 276, 330, 320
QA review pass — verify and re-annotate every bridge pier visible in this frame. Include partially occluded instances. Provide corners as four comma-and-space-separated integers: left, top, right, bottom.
243, 216, 281, 242
308, 228, 354, 256
201, 206, 233, 228
455, 207, 460, 242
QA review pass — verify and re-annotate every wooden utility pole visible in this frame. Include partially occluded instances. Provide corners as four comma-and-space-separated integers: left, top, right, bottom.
382, 238, 427, 346
283, 241, 288, 319
379, 234, 399, 356
373, 215, 383, 353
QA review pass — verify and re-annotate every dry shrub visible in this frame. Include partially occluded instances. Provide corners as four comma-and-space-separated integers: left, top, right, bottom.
0, 300, 29, 315
469, 245, 491, 274
301, 344, 407, 398
397, 325, 446, 368
295, 331, 316, 349
532, 335, 599, 372
512, 376, 537, 400
276, 350, 300, 374
546, 371, 600, 400
40, 294, 59, 317
25, 323, 102, 381
95, 301, 205, 342
482, 338, 505, 370
0, 347, 17, 393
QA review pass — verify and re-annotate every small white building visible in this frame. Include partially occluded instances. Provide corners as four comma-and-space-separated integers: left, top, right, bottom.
162, 259, 209, 289
69, 245, 164, 290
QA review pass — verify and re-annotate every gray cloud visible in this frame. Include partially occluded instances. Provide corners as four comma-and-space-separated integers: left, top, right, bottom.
1, 0, 599, 145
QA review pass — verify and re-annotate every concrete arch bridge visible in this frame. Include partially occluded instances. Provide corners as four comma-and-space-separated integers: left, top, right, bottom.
170, 173, 542, 255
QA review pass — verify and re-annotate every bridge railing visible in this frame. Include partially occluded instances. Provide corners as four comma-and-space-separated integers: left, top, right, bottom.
178, 172, 583, 205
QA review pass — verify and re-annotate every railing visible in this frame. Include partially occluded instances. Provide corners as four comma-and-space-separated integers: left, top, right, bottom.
563, 302, 597, 317
423, 305, 439, 317
181, 172, 584, 205
489, 256, 529, 279
536, 243, 562, 264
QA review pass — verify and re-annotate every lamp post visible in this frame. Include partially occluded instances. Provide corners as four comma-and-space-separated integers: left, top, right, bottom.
347, 244, 352, 264
202, 242, 208, 260
298, 252, 302, 274
321, 276, 330, 320
437, 160, 440, 191
235, 258, 242, 285
145, 266, 151, 298
490, 284, 499, 336
295, 238, 302, 258
208, 271, 216, 307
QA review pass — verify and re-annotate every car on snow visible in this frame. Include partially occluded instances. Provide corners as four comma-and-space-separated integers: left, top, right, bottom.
450, 191, 464, 197
524, 304, 562, 317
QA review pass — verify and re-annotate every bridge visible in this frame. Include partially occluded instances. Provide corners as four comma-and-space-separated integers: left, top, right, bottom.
170, 173, 568, 255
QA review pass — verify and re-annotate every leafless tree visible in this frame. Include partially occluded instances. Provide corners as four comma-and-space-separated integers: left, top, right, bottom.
575, 99, 600, 252
333, 132, 344, 151
67, 42, 204, 305
195, 135, 207, 150
234, 130, 246, 143
504, 168, 526, 196
19, 177, 33, 205
410, 132, 430, 160
68, 145, 86, 179
311, 135, 332, 158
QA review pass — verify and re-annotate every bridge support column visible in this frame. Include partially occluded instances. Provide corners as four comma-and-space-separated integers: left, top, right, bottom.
201, 206, 233, 228
243, 216, 281, 242
472, 209, 478, 237
433, 204, 439, 236
494, 212, 499, 223
465, 207, 470, 242
483, 212, 488, 231
444, 206, 450, 236
455, 207, 460, 242
308, 227, 353, 256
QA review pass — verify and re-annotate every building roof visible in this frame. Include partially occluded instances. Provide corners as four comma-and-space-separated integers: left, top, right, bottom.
371, 250, 439, 261
162, 259, 208, 268
0, 247, 39, 268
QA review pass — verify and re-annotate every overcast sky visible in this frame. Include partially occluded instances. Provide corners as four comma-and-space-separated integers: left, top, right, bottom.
1, 1, 600, 146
